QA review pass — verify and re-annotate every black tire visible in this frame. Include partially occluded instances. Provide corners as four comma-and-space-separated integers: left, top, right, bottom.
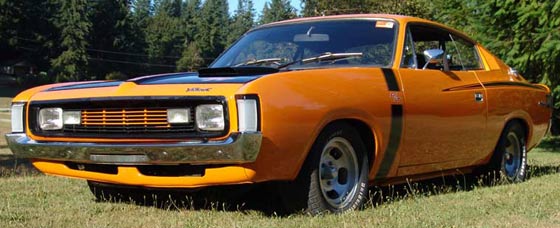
487, 122, 528, 183
282, 123, 369, 215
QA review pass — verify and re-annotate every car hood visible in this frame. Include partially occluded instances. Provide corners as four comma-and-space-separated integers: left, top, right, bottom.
26, 72, 269, 102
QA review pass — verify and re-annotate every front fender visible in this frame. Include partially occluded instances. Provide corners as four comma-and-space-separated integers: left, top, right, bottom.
236, 67, 394, 182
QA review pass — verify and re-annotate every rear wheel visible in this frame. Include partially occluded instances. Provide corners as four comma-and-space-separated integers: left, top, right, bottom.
488, 122, 528, 183
283, 123, 369, 215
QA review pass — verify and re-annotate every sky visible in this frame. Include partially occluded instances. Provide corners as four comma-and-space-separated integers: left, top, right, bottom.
227, 0, 302, 16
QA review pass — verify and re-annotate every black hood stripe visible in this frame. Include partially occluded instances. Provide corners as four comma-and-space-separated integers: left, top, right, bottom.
46, 81, 123, 91
130, 72, 266, 85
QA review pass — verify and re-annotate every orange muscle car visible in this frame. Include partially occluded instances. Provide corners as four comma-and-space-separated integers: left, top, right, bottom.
6, 14, 552, 214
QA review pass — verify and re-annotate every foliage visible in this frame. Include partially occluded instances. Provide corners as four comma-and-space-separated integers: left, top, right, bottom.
302, 0, 369, 16
87, 0, 137, 80
104, 71, 128, 81
176, 42, 204, 72
301, 0, 429, 17
259, 0, 297, 24
50, 0, 91, 82
195, 0, 230, 65
428, 0, 560, 134
228, 0, 255, 45
181, 0, 202, 42
145, 3, 183, 67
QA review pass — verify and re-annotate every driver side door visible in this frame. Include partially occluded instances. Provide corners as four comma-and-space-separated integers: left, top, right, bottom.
396, 24, 488, 176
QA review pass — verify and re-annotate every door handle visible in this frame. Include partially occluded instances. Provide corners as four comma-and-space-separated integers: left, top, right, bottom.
474, 92, 484, 102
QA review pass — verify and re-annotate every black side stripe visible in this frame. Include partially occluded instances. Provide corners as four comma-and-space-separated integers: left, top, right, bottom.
482, 81, 544, 90
442, 81, 544, 92
374, 68, 403, 179
382, 68, 400, 91
375, 104, 403, 179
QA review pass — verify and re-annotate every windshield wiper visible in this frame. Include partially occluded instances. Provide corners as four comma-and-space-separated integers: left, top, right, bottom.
278, 52, 363, 70
234, 58, 283, 67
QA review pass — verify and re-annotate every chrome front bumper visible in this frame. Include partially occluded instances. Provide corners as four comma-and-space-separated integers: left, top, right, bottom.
5, 132, 262, 165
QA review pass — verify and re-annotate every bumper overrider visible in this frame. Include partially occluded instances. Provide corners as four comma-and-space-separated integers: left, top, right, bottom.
5, 132, 262, 165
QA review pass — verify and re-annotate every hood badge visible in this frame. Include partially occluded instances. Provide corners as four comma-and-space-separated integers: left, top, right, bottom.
186, 87, 212, 92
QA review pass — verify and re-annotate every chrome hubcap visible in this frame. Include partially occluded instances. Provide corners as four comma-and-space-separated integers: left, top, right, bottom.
319, 137, 359, 208
503, 132, 521, 178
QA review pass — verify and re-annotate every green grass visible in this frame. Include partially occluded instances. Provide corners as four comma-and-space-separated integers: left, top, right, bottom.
0, 149, 559, 228
0, 112, 10, 147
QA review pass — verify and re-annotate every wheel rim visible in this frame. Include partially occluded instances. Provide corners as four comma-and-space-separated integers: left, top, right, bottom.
503, 132, 521, 178
318, 137, 360, 208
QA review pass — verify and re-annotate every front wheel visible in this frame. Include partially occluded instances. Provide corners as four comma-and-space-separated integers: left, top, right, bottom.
283, 123, 369, 215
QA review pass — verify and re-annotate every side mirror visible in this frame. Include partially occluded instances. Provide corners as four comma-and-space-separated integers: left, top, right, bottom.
422, 49, 449, 71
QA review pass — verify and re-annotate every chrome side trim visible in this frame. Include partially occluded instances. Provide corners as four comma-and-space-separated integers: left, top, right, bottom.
5, 132, 262, 165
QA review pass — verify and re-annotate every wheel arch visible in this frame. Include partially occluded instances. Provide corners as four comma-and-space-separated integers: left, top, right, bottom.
297, 118, 378, 178
504, 117, 531, 145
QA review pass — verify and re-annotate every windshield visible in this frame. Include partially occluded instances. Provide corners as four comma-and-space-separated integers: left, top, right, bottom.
210, 19, 397, 70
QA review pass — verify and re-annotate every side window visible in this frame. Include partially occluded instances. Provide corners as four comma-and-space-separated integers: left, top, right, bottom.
405, 24, 482, 71
400, 29, 416, 68
444, 34, 482, 70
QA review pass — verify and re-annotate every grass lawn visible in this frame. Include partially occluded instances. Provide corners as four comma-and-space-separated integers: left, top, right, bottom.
0, 112, 10, 147
0, 148, 559, 228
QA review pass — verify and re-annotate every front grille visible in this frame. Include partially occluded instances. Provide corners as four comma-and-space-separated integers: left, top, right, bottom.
28, 96, 228, 139
63, 108, 195, 134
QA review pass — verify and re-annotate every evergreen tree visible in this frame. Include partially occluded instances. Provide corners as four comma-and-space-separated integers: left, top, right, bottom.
176, 42, 204, 71
0, 0, 60, 78
155, 0, 182, 17
181, 0, 201, 41
145, 0, 183, 70
0, 0, 24, 46
131, 0, 153, 28
301, 0, 318, 17
302, 0, 368, 16
88, 0, 136, 80
302, 0, 430, 18
371, 0, 431, 19
51, 0, 91, 82
259, 0, 297, 24
227, 0, 255, 45
129, 0, 152, 75
195, 0, 229, 64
